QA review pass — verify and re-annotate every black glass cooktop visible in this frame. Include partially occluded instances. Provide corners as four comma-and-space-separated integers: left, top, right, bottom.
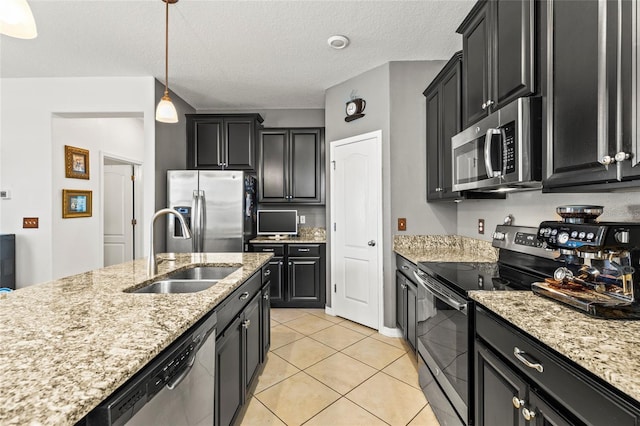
418, 251, 559, 298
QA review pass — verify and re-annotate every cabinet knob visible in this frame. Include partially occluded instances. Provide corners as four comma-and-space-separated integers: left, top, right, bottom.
242, 319, 251, 329
264, 269, 272, 277
263, 293, 269, 300
522, 407, 536, 421
435, 187, 443, 192
239, 292, 250, 300
486, 99, 494, 107
614, 151, 631, 162
289, 262, 292, 266
481, 102, 487, 110
512, 397, 524, 409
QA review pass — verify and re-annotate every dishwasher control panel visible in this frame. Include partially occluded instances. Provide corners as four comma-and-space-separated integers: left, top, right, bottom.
149, 341, 196, 398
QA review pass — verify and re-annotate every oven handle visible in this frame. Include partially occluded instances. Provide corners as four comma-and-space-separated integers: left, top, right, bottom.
413, 271, 467, 313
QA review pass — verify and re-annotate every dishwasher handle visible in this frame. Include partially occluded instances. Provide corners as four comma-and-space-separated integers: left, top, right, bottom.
166, 324, 216, 390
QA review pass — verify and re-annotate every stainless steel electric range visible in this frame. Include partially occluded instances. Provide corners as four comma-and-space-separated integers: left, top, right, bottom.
414, 225, 559, 426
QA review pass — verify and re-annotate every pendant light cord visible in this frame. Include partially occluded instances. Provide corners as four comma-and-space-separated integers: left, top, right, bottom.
164, 0, 169, 96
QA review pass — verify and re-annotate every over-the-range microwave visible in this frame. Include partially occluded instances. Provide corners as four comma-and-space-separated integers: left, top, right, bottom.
451, 97, 542, 192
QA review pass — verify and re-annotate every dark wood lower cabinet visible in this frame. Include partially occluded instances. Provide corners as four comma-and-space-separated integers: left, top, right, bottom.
406, 280, 417, 351
215, 316, 243, 426
244, 294, 261, 388
396, 255, 418, 350
251, 243, 326, 308
261, 282, 271, 360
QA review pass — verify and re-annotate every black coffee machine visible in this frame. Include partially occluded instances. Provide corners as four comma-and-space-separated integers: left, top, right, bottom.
535, 205, 640, 319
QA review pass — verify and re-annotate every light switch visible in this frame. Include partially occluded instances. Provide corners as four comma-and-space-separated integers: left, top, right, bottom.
398, 218, 407, 231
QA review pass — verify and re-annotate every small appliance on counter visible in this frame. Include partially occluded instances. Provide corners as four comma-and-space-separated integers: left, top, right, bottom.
535, 205, 640, 319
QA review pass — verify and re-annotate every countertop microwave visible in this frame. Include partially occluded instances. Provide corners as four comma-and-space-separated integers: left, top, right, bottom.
451, 97, 542, 192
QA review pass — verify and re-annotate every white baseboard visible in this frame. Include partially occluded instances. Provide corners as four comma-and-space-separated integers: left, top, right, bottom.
379, 326, 403, 338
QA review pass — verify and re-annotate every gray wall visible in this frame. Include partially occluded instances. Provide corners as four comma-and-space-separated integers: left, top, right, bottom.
155, 80, 196, 251
458, 190, 640, 240
325, 61, 457, 328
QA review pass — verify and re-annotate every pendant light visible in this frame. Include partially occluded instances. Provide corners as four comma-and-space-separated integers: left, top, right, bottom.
156, 0, 179, 124
0, 0, 37, 39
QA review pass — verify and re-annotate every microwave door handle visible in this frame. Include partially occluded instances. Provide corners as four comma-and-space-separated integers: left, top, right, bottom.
484, 128, 502, 178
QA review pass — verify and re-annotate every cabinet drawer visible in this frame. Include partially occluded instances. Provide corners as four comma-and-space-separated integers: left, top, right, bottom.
396, 255, 418, 283
288, 244, 322, 256
476, 308, 640, 425
216, 271, 262, 335
251, 244, 285, 256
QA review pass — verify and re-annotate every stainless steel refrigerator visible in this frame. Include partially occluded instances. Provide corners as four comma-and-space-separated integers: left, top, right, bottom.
166, 170, 256, 253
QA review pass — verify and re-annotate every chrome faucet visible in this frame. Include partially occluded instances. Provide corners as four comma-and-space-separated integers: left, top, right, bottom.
147, 208, 192, 277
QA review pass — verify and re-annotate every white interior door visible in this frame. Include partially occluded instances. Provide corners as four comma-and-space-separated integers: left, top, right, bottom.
104, 164, 134, 266
330, 130, 383, 330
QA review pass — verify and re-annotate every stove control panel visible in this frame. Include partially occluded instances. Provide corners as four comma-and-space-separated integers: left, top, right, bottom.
537, 221, 607, 250
514, 231, 544, 248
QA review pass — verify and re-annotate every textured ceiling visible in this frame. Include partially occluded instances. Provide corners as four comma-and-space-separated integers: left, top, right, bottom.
0, 0, 474, 110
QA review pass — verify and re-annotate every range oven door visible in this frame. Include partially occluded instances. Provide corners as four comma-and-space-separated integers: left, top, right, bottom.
414, 270, 470, 426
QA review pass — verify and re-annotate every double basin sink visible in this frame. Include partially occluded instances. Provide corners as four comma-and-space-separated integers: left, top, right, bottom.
130, 266, 240, 294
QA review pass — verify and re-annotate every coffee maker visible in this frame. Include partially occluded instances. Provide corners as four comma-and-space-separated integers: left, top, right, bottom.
535, 205, 640, 319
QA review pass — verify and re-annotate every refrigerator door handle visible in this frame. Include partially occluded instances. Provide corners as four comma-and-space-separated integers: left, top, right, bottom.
191, 191, 200, 252
198, 190, 206, 252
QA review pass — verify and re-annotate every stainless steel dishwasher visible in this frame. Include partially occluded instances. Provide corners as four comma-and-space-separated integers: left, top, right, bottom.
87, 312, 217, 426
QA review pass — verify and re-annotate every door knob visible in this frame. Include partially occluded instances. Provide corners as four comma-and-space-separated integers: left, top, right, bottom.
368, 240, 376, 247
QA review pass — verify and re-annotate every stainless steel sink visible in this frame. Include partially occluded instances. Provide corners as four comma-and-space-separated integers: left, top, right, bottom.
132, 279, 220, 294
167, 266, 240, 280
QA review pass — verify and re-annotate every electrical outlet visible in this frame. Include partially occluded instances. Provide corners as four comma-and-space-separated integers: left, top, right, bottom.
398, 218, 407, 231
299, 215, 306, 224
23, 217, 39, 229
478, 219, 485, 235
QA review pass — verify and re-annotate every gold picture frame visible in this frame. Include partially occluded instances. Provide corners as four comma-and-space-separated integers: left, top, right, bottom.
65, 145, 90, 179
62, 189, 92, 218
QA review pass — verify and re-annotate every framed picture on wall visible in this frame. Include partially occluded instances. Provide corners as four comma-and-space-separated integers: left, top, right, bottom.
62, 189, 92, 218
65, 145, 90, 179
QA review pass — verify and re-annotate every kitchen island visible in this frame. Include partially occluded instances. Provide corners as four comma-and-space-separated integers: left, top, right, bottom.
0, 252, 272, 425
470, 291, 640, 405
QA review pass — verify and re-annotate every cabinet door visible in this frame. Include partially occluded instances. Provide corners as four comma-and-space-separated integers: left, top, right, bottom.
215, 316, 244, 426
544, 0, 617, 188
493, 0, 535, 109
224, 117, 256, 170
261, 283, 271, 360
462, 1, 491, 128
476, 341, 527, 426
425, 88, 441, 201
406, 280, 417, 351
258, 130, 288, 202
290, 129, 323, 203
528, 391, 573, 426
440, 57, 463, 200
188, 117, 224, 169
395, 271, 407, 336
288, 257, 322, 304
266, 257, 284, 305
244, 293, 261, 389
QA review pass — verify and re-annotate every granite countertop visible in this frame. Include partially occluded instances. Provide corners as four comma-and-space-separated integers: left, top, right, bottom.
470, 291, 640, 405
250, 226, 326, 244
393, 234, 498, 263
0, 252, 272, 425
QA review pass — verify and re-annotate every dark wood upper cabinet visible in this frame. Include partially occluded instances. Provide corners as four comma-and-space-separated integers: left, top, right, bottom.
543, 0, 638, 191
186, 114, 263, 171
258, 128, 325, 204
458, 0, 535, 128
424, 52, 464, 202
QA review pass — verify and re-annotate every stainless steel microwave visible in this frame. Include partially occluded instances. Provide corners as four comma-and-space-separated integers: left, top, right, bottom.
451, 97, 542, 192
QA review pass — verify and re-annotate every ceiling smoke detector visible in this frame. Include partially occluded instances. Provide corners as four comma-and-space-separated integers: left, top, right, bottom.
328, 35, 350, 50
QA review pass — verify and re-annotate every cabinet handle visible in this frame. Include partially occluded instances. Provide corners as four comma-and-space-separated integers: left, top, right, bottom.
522, 407, 536, 421
239, 292, 250, 300
512, 397, 524, 409
264, 269, 272, 277
262, 248, 274, 252
513, 347, 544, 373
242, 319, 251, 328
401, 265, 409, 270
298, 248, 310, 252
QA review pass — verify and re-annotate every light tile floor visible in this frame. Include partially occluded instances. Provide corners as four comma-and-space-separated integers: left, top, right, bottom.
238, 308, 441, 426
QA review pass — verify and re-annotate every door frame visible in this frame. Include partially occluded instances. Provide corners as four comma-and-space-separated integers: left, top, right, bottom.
329, 130, 384, 331
101, 152, 143, 263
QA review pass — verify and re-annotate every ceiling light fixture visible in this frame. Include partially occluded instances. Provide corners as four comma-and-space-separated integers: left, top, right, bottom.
0, 0, 37, 39
328, 35, 349, 50
156, 0, 179, 124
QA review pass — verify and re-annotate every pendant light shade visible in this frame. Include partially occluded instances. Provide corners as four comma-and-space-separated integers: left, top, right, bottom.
156, 0, 179, 124
0, 0, 37, 39
156, 93, 179, 123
